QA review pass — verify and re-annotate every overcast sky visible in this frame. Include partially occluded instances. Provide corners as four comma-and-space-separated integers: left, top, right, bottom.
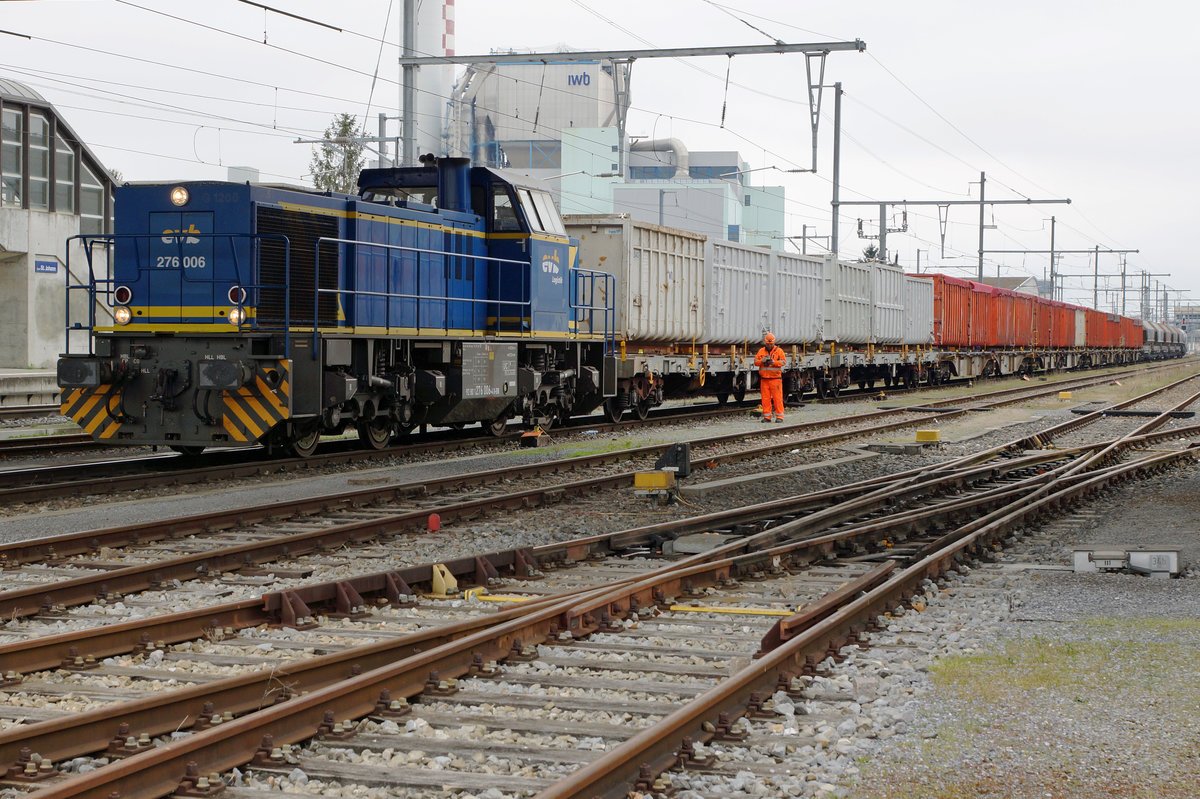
4, 0, 1197, 313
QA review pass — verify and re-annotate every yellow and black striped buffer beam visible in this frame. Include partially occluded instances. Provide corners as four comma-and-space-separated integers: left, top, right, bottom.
61, 385, 123, 440
221, 359, 292, 443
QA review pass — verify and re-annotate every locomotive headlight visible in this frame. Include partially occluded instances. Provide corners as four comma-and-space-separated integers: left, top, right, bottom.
114, 306, 133, 325
227, 307, 245, 326
169, 186, 189, 206
114, 285, 133, 304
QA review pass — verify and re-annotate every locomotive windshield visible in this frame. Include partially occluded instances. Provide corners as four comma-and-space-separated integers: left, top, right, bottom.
517, 188, 566, 236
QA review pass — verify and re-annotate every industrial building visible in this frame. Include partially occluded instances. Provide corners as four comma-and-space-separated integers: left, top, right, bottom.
0, 77, 115, 370
447, 57, 787, 248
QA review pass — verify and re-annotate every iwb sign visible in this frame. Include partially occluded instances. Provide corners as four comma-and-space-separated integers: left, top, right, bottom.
35, 259, 58, 274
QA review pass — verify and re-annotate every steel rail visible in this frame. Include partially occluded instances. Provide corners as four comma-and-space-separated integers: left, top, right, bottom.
28, 444, 1196, 799
7, 429, 1190, 796
0, 363, 1167, 504
533, 444, 1200, 799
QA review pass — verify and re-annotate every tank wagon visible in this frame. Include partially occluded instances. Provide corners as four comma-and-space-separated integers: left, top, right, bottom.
56, 158, 1180, 455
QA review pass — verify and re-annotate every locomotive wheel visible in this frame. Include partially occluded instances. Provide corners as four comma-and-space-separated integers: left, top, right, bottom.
170, 445, 205, 457
357, 418, 392, 450
286, 428, 321, 458
633, 399, 651, 421
486, 417, 509, 437
603, 398, 625, 423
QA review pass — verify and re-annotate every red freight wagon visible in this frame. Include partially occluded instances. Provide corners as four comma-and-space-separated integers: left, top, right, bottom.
968, 282, 995, 348
1047, 299, 1075, 347
1013, 292, 1035, 347
1121, 316, 1143, 348
917, 273, 972, 347
988, 285, 1016, 347
1085, 309, 1116, 348
1031, 297, 1053, 348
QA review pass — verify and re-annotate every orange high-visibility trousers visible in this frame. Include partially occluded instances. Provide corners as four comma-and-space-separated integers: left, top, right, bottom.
760, 377, 784, 420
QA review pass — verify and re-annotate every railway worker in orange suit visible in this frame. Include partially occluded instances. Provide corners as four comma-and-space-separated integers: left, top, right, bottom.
755, 332, 786, 423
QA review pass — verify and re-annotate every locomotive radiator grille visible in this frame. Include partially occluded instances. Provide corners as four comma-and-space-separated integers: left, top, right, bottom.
60, 386, 123, 440
256, 206, 340, 327
220, 358, 291, 443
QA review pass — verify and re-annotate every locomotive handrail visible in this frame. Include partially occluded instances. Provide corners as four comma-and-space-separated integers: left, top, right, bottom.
312, 236, 537, 358
569, 265, 616, 355
62, 232, 292, 354
64, 234, 116, 355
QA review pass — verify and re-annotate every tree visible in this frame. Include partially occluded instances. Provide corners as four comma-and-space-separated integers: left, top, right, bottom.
861, 244, 879, 262
309, 113, 365, 193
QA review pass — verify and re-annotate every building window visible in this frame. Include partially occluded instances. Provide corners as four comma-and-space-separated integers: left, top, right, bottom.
29, 112, 50, 210
744, 194, 751, 207
727, 224, 740, 242
0, 108, 21, 207
55, 139, 76, 213
629, 166, 674, 180
80, 161, 105, 235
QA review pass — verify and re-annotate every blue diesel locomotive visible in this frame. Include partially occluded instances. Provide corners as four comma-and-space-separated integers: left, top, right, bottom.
57, 158, 615, 455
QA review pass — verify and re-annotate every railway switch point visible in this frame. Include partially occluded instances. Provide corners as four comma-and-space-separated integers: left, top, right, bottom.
655, 442, 691, 477
1073, 547, 1181, 578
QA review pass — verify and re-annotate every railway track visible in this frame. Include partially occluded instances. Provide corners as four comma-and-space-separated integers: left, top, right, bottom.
1, 370, 1196, 798
0, 363, 1177, 510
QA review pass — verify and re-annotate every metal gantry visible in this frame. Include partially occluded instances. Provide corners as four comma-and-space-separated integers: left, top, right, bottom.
398, 40, 867, 171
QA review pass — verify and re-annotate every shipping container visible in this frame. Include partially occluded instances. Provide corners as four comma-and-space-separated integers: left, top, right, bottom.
565, 215, 706, 344
770, 251, 825, 345
920, 273, 972, 347
705, 239, 770, 345
903, 275, 934, 346
871, 262, 906, 345
1085, 309, 1113, 348
991, 286, 1016, 347
1074, 308, 1087, 347
1032, 297, 1053, 348
823, 258, 871, 344
1122, 317, 1143, 349
1012, 292, 1034, 347
1047, 300, 1074, 348
969, 282, 996, 348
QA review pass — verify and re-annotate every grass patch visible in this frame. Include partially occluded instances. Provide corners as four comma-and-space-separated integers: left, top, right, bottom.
847, 618, 1200, 798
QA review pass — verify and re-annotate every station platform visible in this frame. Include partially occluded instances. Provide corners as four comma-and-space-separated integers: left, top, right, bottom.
0, 368, 59, 405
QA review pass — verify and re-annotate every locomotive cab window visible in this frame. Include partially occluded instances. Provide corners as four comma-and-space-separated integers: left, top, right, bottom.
522, 189, 566, 236
492, 186, 521, 232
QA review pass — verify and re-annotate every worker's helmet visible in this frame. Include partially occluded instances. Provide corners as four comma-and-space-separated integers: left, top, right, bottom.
764, 333, 776, 345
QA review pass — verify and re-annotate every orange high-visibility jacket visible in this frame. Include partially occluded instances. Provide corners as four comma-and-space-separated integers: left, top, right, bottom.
755, 345, 785, 379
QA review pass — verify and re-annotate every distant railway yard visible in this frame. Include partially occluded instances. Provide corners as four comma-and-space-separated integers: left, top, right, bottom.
0, 360, 1195, 799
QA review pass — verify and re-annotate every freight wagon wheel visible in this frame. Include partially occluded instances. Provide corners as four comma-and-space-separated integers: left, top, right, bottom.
169, 445, 205, 457
715, 393, 729, 407
286, 427, 321, 458
357, 418, 393, 450
733, 385, 747, 404
633, 399, 651, 421
603, 398, 625, 423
